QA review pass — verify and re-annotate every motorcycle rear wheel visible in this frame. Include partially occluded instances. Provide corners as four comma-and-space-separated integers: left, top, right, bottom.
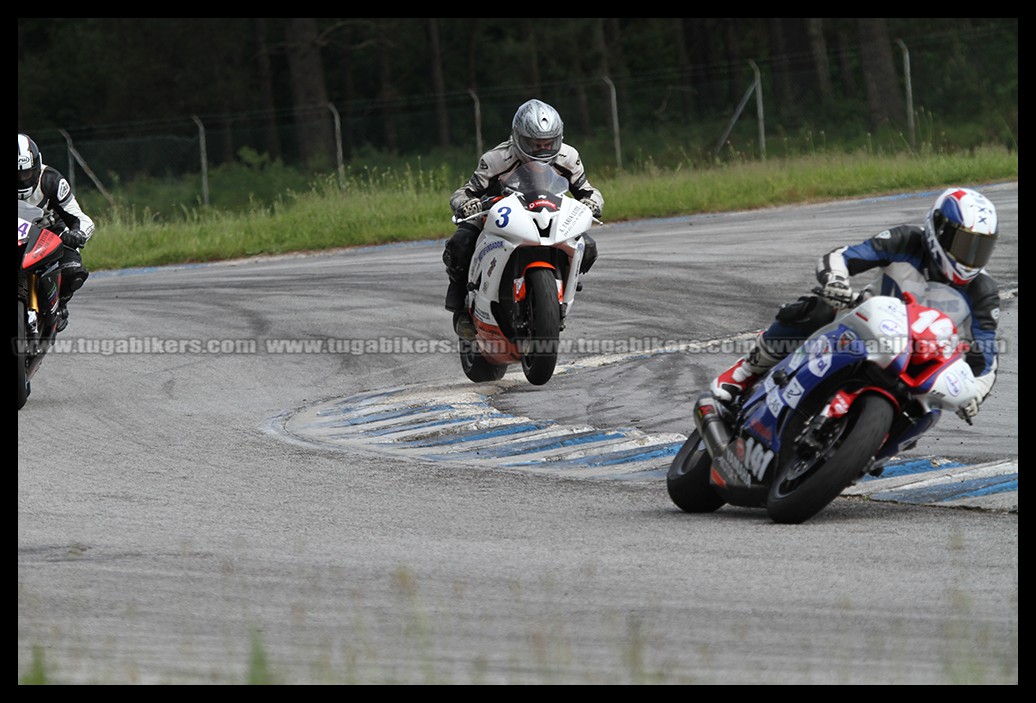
766, 393, 894, 524
520, 267, 561, 386
667, 430, 726, 513
459, 337, 507, 383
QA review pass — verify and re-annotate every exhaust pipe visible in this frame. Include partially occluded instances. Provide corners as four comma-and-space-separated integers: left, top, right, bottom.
692, 392, 733, 459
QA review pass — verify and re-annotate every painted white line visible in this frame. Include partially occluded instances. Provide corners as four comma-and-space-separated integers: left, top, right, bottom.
273, 292, 1019, 512
273, 384, 1017, 513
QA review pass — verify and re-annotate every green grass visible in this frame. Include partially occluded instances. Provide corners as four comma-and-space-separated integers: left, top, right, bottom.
19, 580, 1018, 684
78, 144, 1017, 272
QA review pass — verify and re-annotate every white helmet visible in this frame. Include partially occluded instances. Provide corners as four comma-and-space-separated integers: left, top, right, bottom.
923, 187, 999, 285
18, 133, 42, 199
511, 99, 563, 163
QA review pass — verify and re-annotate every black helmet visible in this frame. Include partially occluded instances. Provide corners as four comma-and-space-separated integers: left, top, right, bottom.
18, 133, 42, 199
511, 99, 563, 163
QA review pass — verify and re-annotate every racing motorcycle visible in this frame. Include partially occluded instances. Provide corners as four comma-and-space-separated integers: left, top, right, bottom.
453, 161, 598, 386
17, 201, 65, 410
667, 282, 982, 524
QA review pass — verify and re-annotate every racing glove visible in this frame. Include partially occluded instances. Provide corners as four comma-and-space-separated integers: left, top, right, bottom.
456, 198, 482, 219
820, 273, 853, 310
956, 397, 980, 423
580, 197, 602, 218
61, 228, 88, 249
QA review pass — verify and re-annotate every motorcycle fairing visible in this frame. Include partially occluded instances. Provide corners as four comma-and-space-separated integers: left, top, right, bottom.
874, 408, 941, 462
732, 293, 978, 474
735, 322, 870, 461
19, 212, 65, 329
713, 429, 776, 490
469, 194, 586, 329
21, 224, 63, 270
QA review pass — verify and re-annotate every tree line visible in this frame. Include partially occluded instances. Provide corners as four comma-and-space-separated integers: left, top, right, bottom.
18, 18, 1017, 169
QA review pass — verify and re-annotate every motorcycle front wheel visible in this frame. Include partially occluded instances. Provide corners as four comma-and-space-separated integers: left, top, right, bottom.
17, 299, 29, 410
667, 430, 726, 513
767, 393, 894, 524
520, 267, 561, 386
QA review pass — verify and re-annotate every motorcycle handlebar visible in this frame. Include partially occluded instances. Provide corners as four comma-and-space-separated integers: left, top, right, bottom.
451, 196, 603, 226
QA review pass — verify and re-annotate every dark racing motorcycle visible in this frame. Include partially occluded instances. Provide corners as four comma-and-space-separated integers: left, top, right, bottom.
667, 283, 984, 524
17, 201, 65, 410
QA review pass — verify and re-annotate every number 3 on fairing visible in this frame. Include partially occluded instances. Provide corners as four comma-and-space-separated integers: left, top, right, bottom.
495, 207, 511, 228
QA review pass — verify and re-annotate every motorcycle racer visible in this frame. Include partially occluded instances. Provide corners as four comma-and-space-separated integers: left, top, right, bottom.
442, 99, 604, 340
18, 133, 95, 332
710, 187, 1001, 422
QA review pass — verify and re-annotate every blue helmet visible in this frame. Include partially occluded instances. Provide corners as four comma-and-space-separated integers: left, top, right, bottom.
923, 187, 999, 285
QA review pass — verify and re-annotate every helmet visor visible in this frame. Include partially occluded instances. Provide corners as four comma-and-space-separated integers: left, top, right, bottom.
941, 225, 997, 269
17, 166, 40, 192
517, 135, 561, 160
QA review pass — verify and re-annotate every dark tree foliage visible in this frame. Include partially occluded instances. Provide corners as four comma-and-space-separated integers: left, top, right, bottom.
17, 18, 1017, 173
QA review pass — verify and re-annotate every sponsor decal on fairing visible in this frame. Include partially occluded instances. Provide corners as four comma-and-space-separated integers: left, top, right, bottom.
807, 335, 834, 377
730, 434, 774, 483
477, 240, 504, 262
782, 377, 805, 409
879, 319, 905, 337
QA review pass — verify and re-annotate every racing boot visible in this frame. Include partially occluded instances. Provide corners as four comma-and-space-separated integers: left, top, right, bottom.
453, 310, 477, 341
446, 277, 476, 341
444, 279, 466, 312
710, 333, 782, 403
55, 301, 70, 333
55, 263, 86, 335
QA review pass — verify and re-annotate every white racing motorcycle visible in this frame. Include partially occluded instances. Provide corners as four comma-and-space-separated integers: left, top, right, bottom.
453, 161, 598, 385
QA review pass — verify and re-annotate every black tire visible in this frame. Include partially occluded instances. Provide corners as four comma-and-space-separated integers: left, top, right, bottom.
520, 267, 561, 386
666, 430, 726, 513
459, 337, 507, 383
17, 299, 29, 410
766, 393, 894, 524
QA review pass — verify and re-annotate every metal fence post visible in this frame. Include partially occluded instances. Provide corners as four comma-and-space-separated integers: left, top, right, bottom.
602, 76, 622, 170
58, 130, 76, 191
896, 39, 916, 148
191, 115, 209, 206
328, 102, 346, 189
750, 60, 765, 161
468, 89, 482, 158
714, 82, 755, 158
714, 61, 766, 160
57, 129, 117, 209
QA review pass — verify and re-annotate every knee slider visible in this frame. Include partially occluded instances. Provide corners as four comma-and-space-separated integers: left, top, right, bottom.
747, 332, 785, 371
61, 267, 88, 296
579, 237, 598, 274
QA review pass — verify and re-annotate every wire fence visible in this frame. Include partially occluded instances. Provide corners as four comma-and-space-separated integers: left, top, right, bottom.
26, 42, 1015, 210
28, 75, 807, 206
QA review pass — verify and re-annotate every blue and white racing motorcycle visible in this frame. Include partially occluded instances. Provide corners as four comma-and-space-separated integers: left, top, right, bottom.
667, 283, 983, 524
